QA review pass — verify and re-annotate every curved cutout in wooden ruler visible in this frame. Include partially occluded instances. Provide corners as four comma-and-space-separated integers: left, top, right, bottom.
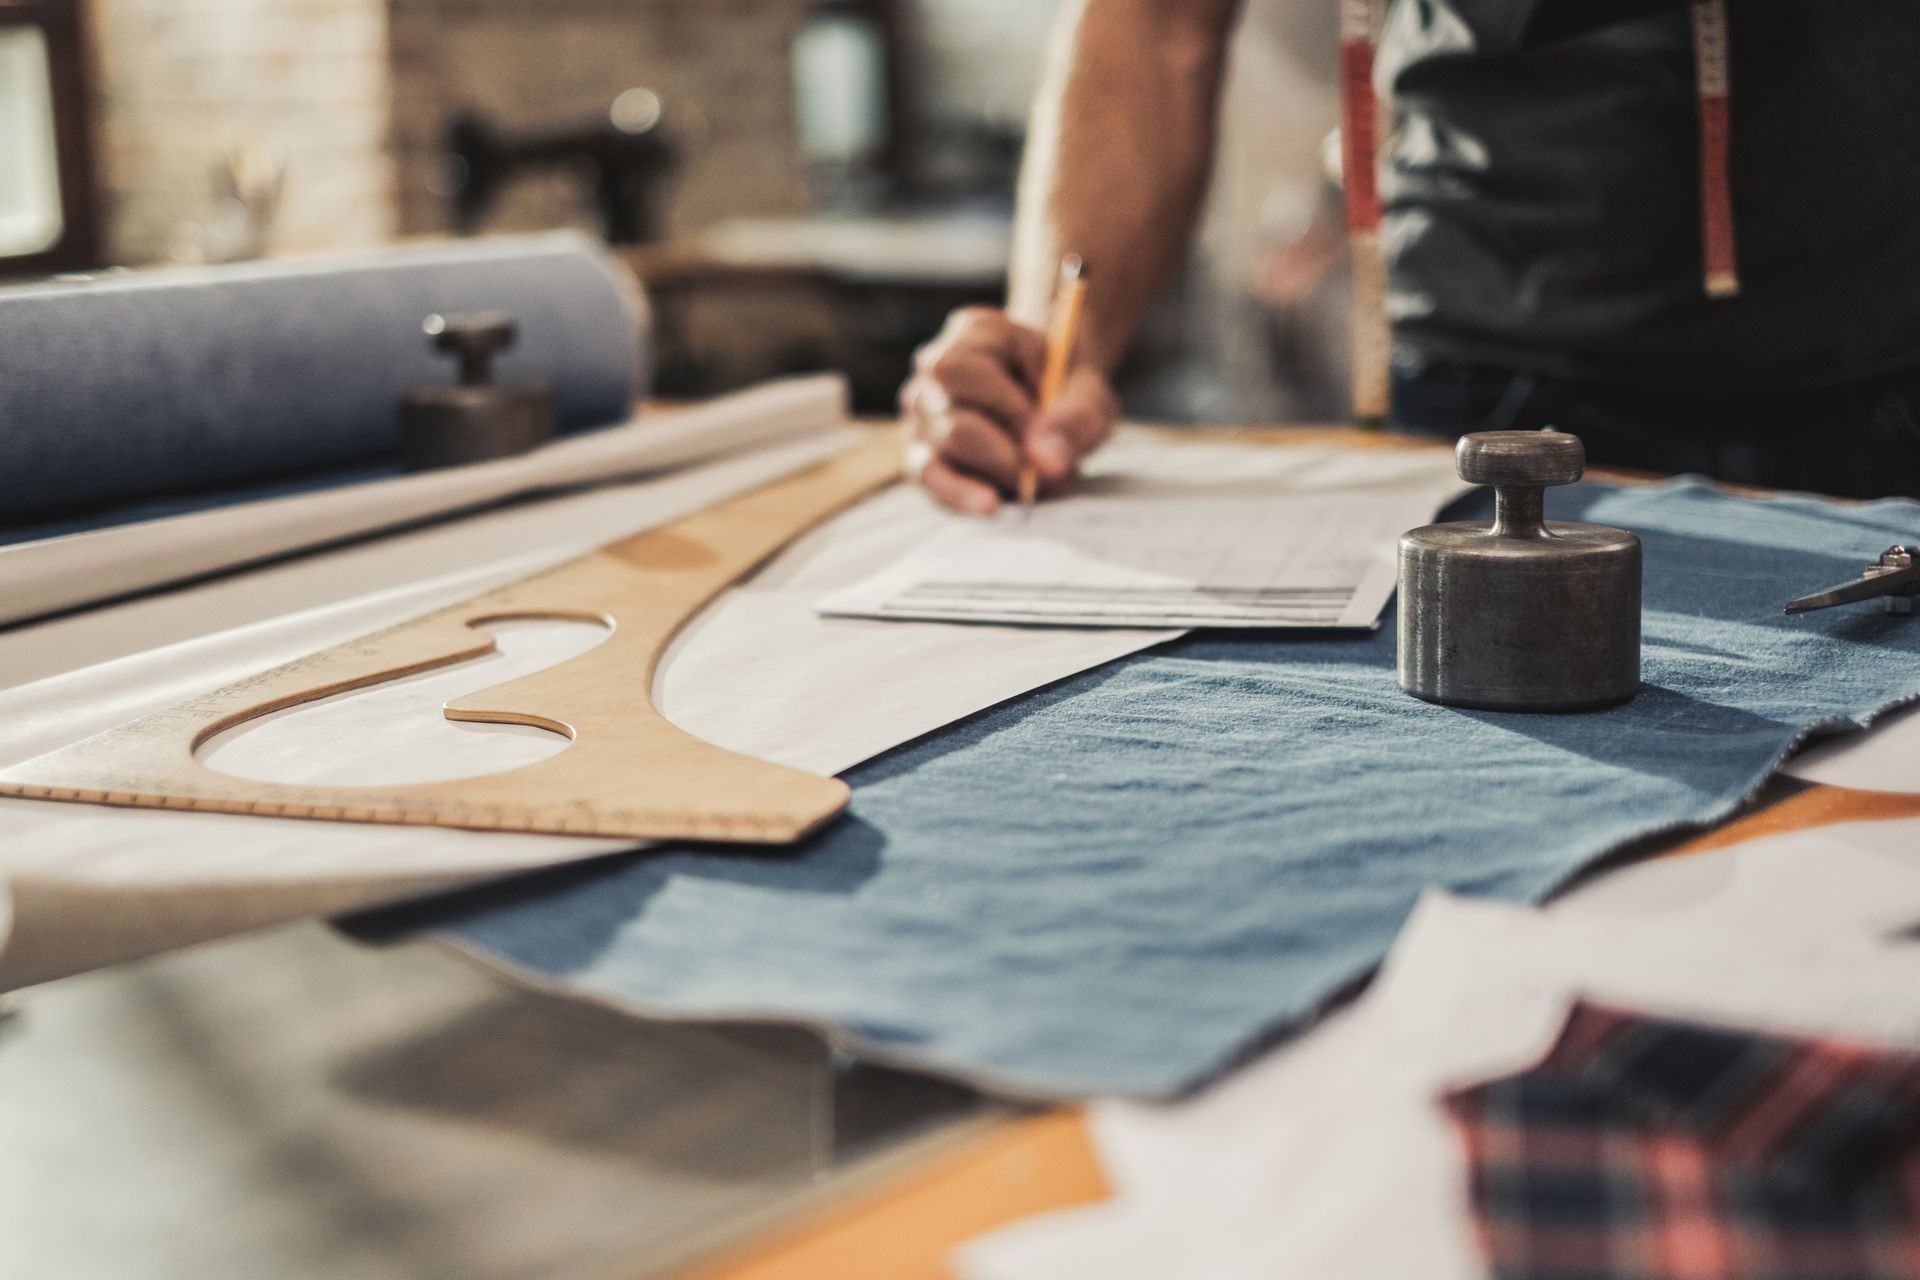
0, 436, 903, 843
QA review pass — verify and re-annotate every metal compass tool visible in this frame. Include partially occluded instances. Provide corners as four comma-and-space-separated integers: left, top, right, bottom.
1784, 546, 1920, 617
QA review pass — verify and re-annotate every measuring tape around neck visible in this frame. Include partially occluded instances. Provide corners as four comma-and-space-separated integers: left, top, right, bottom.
1338, 0, 1390, 428
1689, 0, 1741, 299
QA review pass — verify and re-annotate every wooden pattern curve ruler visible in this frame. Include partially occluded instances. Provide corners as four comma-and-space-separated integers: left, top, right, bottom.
0, 435, 903, 844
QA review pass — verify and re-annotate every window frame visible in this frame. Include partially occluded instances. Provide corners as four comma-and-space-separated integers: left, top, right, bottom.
0, 0, 100, 277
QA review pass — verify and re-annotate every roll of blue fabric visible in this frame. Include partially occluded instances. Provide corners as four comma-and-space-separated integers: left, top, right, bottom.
0, 232, 644, 521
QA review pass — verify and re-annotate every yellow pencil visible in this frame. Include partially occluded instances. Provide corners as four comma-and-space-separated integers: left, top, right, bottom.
1021, 254, 1090, 516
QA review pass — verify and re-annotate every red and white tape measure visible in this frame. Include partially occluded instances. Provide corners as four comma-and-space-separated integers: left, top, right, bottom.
1339, 0, 1390, 426
1689, 0, 1740, 298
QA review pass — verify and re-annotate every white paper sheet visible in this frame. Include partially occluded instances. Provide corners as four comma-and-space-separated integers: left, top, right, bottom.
0, 432, 1176, 990
0, 375, 847, 628
197, 618, 616, 786
956, 815, 1920, 1280
1783, 701, 1920, 793
819, 439, 1465, 629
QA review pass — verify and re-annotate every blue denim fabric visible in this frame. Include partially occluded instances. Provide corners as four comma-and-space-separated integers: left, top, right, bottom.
0, 233, 639, 524
357, 480, 1920, 1099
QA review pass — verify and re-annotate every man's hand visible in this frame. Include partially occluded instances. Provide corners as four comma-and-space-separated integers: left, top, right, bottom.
900, 0, 1240, 513
899, 306, 1120, 515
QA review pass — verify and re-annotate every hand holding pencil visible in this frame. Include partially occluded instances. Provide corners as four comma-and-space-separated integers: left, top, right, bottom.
899, 254, 1118, 517
1019, 255, 1091, 516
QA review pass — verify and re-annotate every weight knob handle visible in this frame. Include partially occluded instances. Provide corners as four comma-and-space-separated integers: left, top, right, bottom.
1456, 430, 1585, 487
1456, 430, 1585, 539
424, 311, 517, 386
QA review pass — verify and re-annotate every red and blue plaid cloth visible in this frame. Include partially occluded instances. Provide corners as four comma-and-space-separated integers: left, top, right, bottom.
1445, 1003, 1920, 1280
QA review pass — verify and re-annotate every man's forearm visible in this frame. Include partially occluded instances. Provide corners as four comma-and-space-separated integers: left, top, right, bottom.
1008, 0, 1244, 373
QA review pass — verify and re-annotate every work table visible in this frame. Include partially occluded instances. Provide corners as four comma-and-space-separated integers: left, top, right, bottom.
2, 423, 1915, 1280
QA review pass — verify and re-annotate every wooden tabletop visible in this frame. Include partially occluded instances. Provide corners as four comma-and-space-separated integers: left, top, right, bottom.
623, 214, 1011, 293
662, 424, 1920, 1280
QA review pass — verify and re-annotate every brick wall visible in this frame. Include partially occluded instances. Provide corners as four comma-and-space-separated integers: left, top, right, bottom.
387, 0, 815, 237
89, 0, 396, 264
87, 0, 816, 261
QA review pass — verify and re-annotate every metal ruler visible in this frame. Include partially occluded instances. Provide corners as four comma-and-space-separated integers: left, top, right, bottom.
0, 435, 902, 844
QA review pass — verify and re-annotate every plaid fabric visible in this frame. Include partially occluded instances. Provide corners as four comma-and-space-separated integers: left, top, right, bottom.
1445, 1003, 1920, 1280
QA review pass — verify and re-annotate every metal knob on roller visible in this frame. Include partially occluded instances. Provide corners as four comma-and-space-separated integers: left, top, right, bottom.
397, 312, 556, 470
1398, 430, 1641, 712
